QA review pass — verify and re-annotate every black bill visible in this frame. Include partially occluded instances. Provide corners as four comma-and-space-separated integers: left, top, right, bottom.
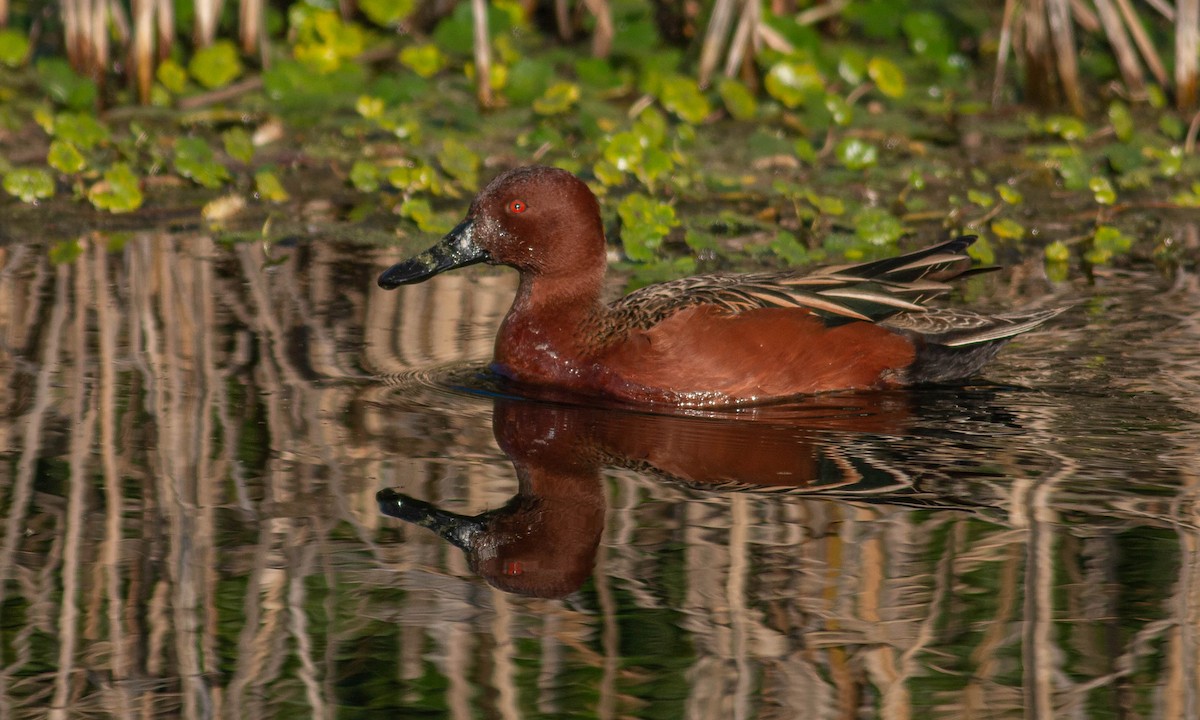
377, 219, 488, 289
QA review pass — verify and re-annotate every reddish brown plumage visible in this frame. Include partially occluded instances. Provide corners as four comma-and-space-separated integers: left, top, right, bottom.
378, 165, 1064, 407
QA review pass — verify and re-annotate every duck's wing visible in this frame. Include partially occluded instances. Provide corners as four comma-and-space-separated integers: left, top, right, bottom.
880, 307, 1069, 347
611, 236, 990, 330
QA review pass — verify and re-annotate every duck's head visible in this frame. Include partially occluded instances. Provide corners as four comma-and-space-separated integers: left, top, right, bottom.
378, 165, 606, 289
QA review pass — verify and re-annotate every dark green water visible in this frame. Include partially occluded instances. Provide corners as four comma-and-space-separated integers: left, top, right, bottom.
2, 233, 1199, 719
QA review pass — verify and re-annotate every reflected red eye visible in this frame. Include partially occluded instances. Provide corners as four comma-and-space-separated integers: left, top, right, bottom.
508, 200, 527, 214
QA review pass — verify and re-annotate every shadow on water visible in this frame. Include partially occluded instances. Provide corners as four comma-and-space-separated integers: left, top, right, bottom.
2, 232, 1200, 717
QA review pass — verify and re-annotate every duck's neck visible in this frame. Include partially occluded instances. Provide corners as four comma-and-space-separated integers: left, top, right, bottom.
494, 269, 609, 383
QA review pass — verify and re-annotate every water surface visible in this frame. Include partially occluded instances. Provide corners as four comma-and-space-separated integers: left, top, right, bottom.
2, 233, 1199, 719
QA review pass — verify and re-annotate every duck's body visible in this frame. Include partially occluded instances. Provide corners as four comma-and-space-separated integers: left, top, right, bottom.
379, 165, 1063, 407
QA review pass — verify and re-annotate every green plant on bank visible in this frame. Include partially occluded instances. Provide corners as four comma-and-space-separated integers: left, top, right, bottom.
0, 0, 1197, 279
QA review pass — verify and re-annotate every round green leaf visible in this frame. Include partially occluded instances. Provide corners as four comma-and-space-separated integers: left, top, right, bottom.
399, 43, 446, 79
48, 140, 86, 174
717, 78, 757, 121
835, 138, 878, 170
657, 75, 710, 125
156, 59, 189, 94
1044, 240, 1070, 263
764, 61, 824, 109
188, 41, 244, 90
0, 28, 30, 68
88, 163, 143, 213
867, 57, 906, 98
254, 170, 290, 203
532, 82, 580, 115
222, 127, 255, 164
3, 167, 55, 203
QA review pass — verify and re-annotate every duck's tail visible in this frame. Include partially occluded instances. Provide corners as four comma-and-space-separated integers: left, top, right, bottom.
885, 306, 1070, 384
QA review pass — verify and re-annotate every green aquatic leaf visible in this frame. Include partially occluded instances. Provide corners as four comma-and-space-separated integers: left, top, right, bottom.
836, 138, 878, 170
37, 58, 97, 109
1094, 228, 1128, 255
222, 127, 255, 164
867, 57, 905, 98
3, 167, 55, 203
804, 190, 845, 216
996, 184, 1023, 205
837, 48, 867, 85
52, 112, 109, 149
824, 94, 853, 126
1089, 176, 1116, 205
88, 163, 143, 213
386, 163, 435, 192
174, 137, 231, 188
794, 138, 817, 165
1084, 225, 1131, 265
657, 75, 710, 125
359, 0, 416, 26
990, 218, 1025, 240
533, 82, 580, 115
438, 138, 480, 191
48, 141, 86, 174
853, 207, 904, 246
592, 159, 624, 187
189, 41, 243, 90
967, 235, 995, 264
356, 94, 385, 120
1107, 101, 1134, 142
967, 189, 994, 208
617, 193, 679, 262
254, 170, 290, 203
717, 78, 757, 121
350, 160, 380, 192
603, 132, 645, 172
0, 28, 30, 68
1044, 240, 1070, 263
156, 59, 188, 94
399, 43, 446, 79
764, 61, 824, 109
49, 239, 83, 265
575, 57, 627, 94
770, 230, 810, 265
1045, 115, 1086, 141
504, 57, 554, 105
902, 12, 951, 63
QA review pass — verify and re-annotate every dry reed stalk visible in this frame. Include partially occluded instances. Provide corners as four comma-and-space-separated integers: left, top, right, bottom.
1093, 0, 1147, 96
62, 0, 81, 71
90, 0, 110, 93
583, 0, 613, 57
994, 0, 1018, 107
698, 0, 737, 87
1047, 0, 1084, 114
724, 0, 759, 79
132, 0, 155, 103
472, 0, 492, 106
1069, 0, 1101, 32
554, 0, 572, 40
1021, 0, 1059, 107
194, 0, 222, 47
240, 0, 263, 57
156, 0, 173, 62
1178, 0, 1199, 109
1114, 0, 1169, 87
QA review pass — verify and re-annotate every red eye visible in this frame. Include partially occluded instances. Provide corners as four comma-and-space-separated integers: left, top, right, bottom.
508, 200, 527, 214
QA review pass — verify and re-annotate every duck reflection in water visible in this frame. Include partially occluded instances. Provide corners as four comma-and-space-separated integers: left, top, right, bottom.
378, 392, 944, 599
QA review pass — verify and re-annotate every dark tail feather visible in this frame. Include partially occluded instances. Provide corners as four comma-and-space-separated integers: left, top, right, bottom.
901, 306, 1070, 384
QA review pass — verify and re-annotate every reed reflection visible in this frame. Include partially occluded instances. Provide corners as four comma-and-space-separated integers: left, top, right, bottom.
378, 392, 936, 598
